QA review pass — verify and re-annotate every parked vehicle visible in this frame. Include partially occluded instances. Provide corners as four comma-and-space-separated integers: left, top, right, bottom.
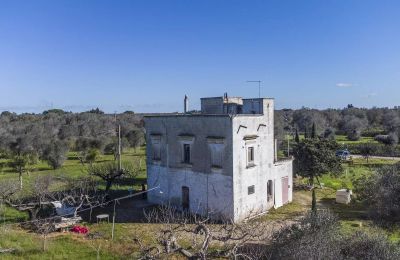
336, 150, 351, 160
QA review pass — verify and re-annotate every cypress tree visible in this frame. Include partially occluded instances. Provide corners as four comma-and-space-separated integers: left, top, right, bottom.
295, 128, 300, 143
311, 122, 317, 139
304, 127, 308, 139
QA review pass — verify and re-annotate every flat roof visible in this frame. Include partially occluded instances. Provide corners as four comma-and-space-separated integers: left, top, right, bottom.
200, 97, 274, 100
144, 113, 264, 118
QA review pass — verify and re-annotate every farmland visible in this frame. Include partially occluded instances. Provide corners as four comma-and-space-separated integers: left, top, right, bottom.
0, 143, 399, 258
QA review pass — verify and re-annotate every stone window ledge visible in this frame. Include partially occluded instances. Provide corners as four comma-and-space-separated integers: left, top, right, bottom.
246, 164, 257, 169
180, 163, 193, 169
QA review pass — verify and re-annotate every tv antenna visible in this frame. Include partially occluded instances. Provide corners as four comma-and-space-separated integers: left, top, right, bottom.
246, 80, 262, 98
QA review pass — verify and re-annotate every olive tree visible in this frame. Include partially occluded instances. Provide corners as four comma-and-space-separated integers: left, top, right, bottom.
41, 140, 69, 169
293, 139, 342, 211
354, 163, 400, 224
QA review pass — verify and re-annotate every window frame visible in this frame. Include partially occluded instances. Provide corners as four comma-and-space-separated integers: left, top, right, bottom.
183, 143, 191, 164
150, 135, 162, 162
247, 146, 255, 167
207, 137, 225, 170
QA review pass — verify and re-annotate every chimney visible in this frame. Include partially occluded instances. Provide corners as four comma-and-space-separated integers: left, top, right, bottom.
184, 95, 189, 113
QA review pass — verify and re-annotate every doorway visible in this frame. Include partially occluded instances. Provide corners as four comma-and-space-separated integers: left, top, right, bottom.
182, 186, 190, 210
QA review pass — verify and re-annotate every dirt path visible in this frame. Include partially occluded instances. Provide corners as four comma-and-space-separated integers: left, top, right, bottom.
352, 155, 400, 161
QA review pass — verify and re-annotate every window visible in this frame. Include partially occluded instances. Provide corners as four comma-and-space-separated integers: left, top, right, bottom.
153, 143, 161, 160
247, 146, 255, 166
248, 185, 255, 195
150, 135, 161, 161
183, 144, 191, 164
209, 143, 223, 168
267, 180, 273, 201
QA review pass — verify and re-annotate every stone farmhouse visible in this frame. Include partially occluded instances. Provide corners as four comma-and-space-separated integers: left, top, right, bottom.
144, 94, 293, 222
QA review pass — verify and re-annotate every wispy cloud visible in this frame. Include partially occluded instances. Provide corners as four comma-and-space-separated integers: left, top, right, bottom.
336, 83, 357, 88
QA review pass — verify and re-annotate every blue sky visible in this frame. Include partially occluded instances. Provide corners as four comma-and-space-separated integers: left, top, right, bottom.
0, 0, 399, 113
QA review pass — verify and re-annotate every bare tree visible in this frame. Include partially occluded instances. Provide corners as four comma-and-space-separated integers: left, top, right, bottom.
135, 205, 273, 259
7, 176, 105, 221
88, 161, 140, 192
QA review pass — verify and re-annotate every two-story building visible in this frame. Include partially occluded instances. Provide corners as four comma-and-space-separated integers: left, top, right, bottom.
144, 95, 293, 222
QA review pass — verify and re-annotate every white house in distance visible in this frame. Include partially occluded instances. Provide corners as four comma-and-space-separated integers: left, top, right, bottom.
144, 94, 293, 222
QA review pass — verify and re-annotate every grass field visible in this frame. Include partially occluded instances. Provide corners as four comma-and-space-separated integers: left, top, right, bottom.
1, 147, 400, 258
0, 147, 147, 190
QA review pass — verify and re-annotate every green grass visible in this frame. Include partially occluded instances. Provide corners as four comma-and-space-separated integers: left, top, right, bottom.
2, 146, 400, 257
0, 147, 147, 190
335, 135, 377, 145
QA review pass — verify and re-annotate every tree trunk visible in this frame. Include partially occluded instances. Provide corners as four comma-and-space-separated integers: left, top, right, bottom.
42, 235, 47, 251
19, 172, 23, 189
310, 176, 317, 211
105, 181, 113, 192
28, 208, 40, 221
312, 189, 317, 212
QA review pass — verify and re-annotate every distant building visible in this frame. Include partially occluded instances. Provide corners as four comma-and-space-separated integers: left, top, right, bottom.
144, 94, 293, 222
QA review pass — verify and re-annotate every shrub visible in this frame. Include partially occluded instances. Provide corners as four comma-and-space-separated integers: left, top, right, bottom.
374, 133, 398, 145
341, 231, 400, 260
354, 163, 400, 224
362, 128, 386, 137
271, 210, 341, 259
347, 130, 361, 141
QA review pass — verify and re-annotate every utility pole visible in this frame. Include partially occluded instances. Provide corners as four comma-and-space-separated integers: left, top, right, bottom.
246, 80, 262, 98
111, 199, 118, 240
118, 124, 121, 170
115, 112, 122, 170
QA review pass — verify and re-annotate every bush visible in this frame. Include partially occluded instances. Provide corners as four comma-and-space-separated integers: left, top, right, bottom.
354, 163, 400, 224
362, 128, 386, 137
41, 140, 69, 169
374, 133, 399, 145
347, 130, 361, 141
271, 210, 341, 259
341, 231, 400, 260
323, 127, 336, 140
268, 210, 400, 260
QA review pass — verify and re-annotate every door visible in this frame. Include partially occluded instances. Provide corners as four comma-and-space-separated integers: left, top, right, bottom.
182, 186, 189, 210
281, 177, 289, 204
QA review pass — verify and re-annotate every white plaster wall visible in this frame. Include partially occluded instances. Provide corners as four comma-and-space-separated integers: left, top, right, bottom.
231, 99, 276, 222
273, 160, 293, 208
147, 165, 234, 219
231, 99, 294, 222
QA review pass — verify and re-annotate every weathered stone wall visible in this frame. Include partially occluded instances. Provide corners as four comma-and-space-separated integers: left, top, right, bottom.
231, 99, 292, 221
144, 98, 293, 222
144, 115, 235, 219
147, 165, 234, 219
